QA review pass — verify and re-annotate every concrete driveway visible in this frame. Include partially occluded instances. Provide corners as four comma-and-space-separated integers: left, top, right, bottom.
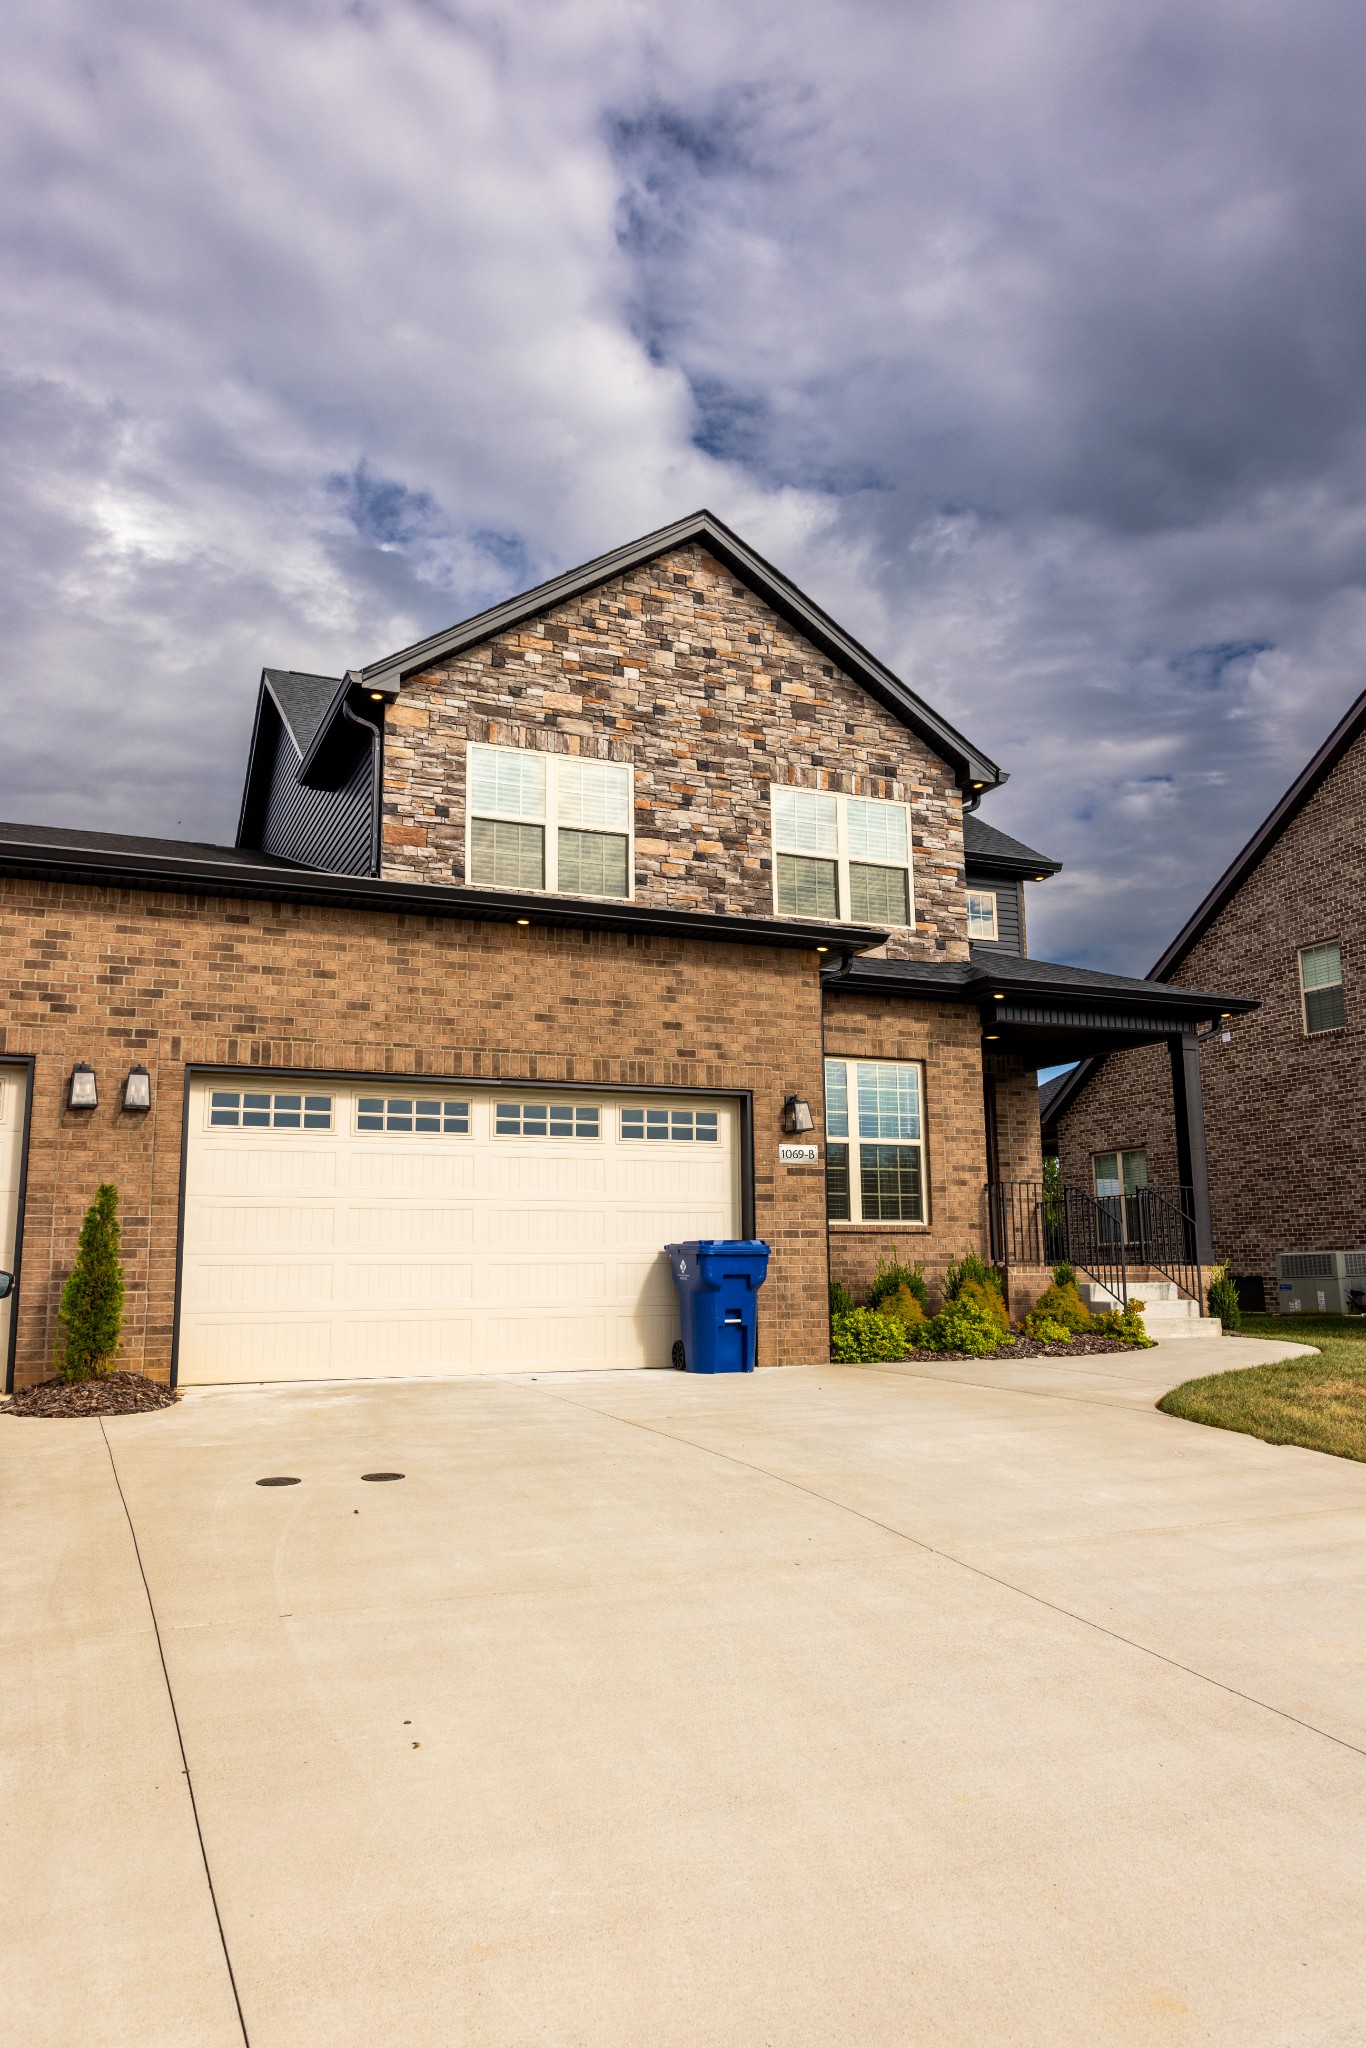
6, 1335, 1366, 2048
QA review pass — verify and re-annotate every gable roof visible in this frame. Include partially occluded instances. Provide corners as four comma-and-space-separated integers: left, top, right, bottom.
962, 813, 1061, 877
309, 508, 1004, 795
264, 669, 344, 758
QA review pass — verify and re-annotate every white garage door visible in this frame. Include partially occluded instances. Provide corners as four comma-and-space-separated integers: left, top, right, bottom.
178, 1079, 741, 1383
0, 1065, 26, 1379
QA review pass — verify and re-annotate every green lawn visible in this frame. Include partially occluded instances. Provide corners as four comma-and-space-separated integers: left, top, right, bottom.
1157, 1311, 1366, 1463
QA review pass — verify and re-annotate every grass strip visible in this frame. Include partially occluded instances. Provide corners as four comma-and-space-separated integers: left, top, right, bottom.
1158, 1311, 1366, 1463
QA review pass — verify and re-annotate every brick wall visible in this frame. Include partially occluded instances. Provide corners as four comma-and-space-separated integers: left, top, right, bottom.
1057, 722, 1366, 1299
0, 876, 838, 1386
379, 543, 971, 962
822, 990, 987, 1305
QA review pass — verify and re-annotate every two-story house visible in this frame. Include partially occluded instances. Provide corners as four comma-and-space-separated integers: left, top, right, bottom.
1046, 688, 1366, 1310
0, 511, 1251, 1390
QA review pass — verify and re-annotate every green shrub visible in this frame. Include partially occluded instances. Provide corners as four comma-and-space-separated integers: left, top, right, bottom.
831, 1308, 913, 1363
58, 1184, 125, 1382
829, 1280, 856, 1318
881, 1283, 927, 1331
1051, 1261, 1076, 1290
1206, 1262, 1241, 1332
953, 1273, 1011, 1337
944, 1252, 1004, 1301
867, 1251, 928, 1312
1027, 1279, 1093, 1334
1028, 1314, 1074, 1344
1091, 1301, 1155, 1347
919, 1296, 1012, 1357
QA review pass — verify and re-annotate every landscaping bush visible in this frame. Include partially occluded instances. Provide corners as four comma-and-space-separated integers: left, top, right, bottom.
944, 1252, 1005, 1302
1051, 1261, 1076, 1290
1028, 1314, 1074, 1344
918, 1296, 1012, 1357
867, 1251, 928, 1313
1091, 1300, 1155, 1347
1025, 1279, 1093, 1336
952, 1274, 1011, 1338
1206, 1261, 1242, 1333
58, 1184, 125, 1382
830, 1307, 913, 1363
829, 1280, 856, 1318
881, 1283, 927, 1332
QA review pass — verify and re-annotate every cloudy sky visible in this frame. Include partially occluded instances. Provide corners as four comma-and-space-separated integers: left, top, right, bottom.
3, 0, 1364, 973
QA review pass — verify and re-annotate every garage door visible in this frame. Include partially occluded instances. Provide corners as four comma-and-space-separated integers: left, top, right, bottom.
0, 1065, 26, 1378
178, 1079, 741, 1383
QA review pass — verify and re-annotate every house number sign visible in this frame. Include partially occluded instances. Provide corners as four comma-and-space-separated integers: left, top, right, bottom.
778, 1143, 820, 1165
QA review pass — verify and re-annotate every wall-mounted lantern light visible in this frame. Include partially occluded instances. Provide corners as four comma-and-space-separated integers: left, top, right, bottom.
123, 1065, 152, 1113
68, 1063, 97, 1110
782, 1095, 815, 1134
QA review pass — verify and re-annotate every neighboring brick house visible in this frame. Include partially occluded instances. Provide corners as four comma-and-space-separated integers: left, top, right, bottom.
0, 511, 1248, 1391
1046, 690, 1366, 1308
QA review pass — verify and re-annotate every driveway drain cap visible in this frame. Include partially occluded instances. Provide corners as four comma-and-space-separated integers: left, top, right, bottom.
257, 1476, 301, 1487
362, 1471, 405, 1482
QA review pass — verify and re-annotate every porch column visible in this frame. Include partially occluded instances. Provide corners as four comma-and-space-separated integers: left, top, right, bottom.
1169, 1034, 1215, 1264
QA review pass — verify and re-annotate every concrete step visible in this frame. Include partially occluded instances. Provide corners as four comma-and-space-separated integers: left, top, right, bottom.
1076, 1279, 1220, 1339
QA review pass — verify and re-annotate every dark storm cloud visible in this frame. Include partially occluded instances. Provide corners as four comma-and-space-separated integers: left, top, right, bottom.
2, 0, 1365, 970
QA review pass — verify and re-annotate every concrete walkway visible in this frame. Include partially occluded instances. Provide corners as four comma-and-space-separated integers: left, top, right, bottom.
6, 1333, 1366, 2047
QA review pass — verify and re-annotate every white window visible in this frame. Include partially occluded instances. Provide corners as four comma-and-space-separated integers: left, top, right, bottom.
467, 745, 632, 899
620, 1106, 719, 1142
966, 888, 998, 941
209, 1090, 332, 1130
357, 1097, 470, 1134
494, 1102, 600, 1138
1299, 942, 1345, 1034
823, 1059, 925, 1223
771, 788, 912, 926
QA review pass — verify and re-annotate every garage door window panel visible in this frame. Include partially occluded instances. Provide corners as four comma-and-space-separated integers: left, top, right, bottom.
210, 1090, 333, 1130
620, 1107, 719, 1141
824, 1058, 925, 1223
468, 745, 632, 900
357, 1097, 470, 1133
495, 1103, 601, 1138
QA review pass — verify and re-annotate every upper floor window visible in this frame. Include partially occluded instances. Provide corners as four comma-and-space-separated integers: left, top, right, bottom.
966, 888, 998, 941
824, 1057, 925, 1223
467, 745, 631, 899
771, 789, 912, 927
1299, 942, 1345, 1033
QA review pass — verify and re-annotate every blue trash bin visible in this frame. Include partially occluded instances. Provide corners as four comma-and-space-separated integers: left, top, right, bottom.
665, 1239, 771, 1373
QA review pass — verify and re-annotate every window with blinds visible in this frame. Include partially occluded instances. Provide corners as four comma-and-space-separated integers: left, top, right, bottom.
771, 788, 912, 927
467, 745, 631, 899
823, 1057, 925, 1223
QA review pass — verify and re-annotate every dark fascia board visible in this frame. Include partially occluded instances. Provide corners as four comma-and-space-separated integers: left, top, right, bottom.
1150, 685, 1366, 983
343, 509, 1004, 794
824, 954, 1258, 1022
964, 852, 1059, 882
0, 828, 885, 955
960, 817, 1061, 878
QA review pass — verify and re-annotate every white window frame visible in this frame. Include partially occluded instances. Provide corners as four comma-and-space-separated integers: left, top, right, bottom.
966, 888, 999, 941
1298, 941, 1345, 1035
465, 744, 634, 901
206, 1088, 334, 1131
823, 1057, 928, 1227
769, 788, 914, 928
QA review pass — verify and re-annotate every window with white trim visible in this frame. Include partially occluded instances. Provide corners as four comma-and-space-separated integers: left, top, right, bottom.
966, 889, 998, 941
1299, 942, 1345, 1034
467, 745, 631, 899
209, 1090, 333, 1130
357, 1097, 470, 1133
771, 789, 912, 926
823, 1059, 925, 1223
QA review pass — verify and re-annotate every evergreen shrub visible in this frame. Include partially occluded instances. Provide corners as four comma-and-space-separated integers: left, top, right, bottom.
867, 1251, 928, 1313
58, 1184, 125, 1382
831, 1307, 913, 1363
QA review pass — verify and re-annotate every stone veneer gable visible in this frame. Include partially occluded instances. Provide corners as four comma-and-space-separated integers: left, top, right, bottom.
379, 543, 970, 961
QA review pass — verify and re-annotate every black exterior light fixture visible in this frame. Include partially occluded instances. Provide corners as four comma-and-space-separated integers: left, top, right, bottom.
123, 1064, 152, 1113
782, 1094, 815, 1134
68, 1062, 97, 1110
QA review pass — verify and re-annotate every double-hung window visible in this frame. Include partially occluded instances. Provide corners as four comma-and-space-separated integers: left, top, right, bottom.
1299, 942, 1345, 1034
771, 789, 912, 926
966, 888, 998, 941
824, 1058, 925, 1223
467, 745, 632, 899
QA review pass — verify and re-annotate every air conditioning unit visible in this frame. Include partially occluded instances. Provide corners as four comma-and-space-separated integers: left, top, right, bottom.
1275, 1249, 1366, 1314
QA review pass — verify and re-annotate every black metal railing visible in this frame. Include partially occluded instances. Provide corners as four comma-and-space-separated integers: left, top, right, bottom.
986, 1181, 1201, 1306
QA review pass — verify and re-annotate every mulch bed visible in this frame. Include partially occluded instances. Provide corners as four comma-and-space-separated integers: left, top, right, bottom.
904, 1334, 1146, 1362
4, 1371, 179, 1418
